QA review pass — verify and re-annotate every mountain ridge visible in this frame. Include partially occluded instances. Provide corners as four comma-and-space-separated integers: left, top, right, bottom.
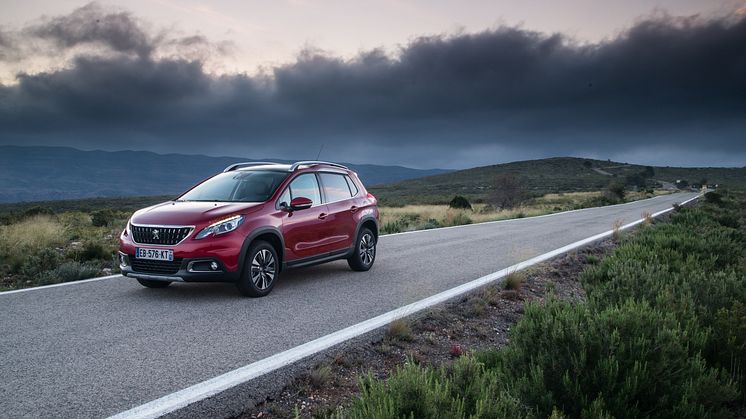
0, 145, 450, 203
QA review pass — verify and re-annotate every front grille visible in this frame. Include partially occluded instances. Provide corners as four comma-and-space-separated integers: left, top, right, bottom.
130, 257, 183, 275
131, 225, 192, 245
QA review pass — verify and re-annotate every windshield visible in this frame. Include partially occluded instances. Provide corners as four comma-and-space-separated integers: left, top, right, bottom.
178, 170, 289, 202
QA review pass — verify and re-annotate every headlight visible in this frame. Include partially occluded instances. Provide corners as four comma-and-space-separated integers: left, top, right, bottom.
195, 215, 244, 240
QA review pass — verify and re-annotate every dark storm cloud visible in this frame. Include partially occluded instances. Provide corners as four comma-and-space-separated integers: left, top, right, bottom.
26, 2, 154, 58
1, 3, 745, 168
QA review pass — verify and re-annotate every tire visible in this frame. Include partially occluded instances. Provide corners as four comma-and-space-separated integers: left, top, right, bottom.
237, 240, 279, 297
348, 227, 376, 271
136, 278, 171, 288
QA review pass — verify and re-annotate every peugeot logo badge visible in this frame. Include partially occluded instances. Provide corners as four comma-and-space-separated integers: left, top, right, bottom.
152, 229, 160, 240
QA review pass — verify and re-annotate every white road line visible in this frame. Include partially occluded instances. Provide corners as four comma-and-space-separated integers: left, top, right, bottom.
0, 274, 123, 296
381, 193, 669, 238
0, 193, 688, 296
108, 194, 699, 419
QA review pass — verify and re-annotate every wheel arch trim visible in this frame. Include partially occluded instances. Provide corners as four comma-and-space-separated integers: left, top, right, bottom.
239, 227, 286, 274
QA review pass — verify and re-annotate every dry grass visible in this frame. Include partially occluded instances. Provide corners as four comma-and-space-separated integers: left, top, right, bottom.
612, 219, 625, 242
503, 270, 526, 291
641, 211, 653, 225
387, 319, 413, 342
308, 363, 332, 389
0, 215, 66, 255
379, 190, 665, 235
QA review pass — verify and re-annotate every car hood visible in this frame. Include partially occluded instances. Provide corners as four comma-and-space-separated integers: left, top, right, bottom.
130, 201, 263, 226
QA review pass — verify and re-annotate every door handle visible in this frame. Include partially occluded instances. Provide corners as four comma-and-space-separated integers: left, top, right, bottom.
318, 213, 327, 220
350, 206, 358, 213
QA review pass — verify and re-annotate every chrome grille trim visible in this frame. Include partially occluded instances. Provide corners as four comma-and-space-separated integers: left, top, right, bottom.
130, 224, 194, 246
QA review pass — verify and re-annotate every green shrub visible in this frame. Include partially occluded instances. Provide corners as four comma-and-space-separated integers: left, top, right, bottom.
582, 202, 746, 396
343, 192, 746, 418
345, 357, 523, 419
55, 261, 101, 283
308, 363, 332, 389
79, 241, 113, 261
381, 221, 403, 234
479, 298, 737, 418
704, 191, 724, 206
22, 206, 55, 218
449, 196, 472, 210
91, 209, 117, 227
422, 218, 442, 230
605, 182, 626, 201
20, 248, 62, 277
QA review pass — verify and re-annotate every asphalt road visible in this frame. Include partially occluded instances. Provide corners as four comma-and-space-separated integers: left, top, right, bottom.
0, 192, 697, 418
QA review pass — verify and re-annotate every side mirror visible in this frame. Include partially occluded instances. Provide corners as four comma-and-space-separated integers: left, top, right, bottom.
289, 197, 313, 211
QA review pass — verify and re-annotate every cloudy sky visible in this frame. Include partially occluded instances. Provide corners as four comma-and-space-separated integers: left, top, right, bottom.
0, 1, 744, 169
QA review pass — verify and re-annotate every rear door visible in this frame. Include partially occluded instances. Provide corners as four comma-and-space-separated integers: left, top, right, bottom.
318, 172, 359, 252
278, 173, 332, 261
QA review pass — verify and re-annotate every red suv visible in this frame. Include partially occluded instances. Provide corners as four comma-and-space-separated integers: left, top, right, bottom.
118, 161, 379, 297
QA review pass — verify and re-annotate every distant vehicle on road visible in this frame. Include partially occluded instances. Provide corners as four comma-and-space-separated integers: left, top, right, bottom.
119, 161, 379, 297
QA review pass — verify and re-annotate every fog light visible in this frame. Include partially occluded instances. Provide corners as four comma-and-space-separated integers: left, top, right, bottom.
119, 253, 129, 268
210, 261, 219, 271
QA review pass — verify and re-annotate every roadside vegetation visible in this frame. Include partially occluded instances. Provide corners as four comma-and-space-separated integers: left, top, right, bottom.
0, 208, 129, 290
338, 189, 746, 418
0, 186, 669, 290
368, 157, 740, 205
379, 189, 667, 234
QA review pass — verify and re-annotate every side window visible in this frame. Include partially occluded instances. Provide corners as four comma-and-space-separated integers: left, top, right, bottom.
345, 175, 359, 196
288, 174, 322, 206
320, 173, 353, 202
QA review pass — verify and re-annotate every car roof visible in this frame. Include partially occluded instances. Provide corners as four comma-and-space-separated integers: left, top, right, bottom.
224, 161, 350, 173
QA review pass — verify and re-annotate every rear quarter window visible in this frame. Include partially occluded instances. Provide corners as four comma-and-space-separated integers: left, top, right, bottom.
320, 173, 353, 202
345, 175, 359, 196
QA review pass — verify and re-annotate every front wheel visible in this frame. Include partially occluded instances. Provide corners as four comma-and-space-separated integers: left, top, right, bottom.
136, 278, 171, 288
237, 240, 279, 297
348, 228, 376, 271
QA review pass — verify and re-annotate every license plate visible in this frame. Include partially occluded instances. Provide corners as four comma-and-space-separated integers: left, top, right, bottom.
135, 248, 174, 261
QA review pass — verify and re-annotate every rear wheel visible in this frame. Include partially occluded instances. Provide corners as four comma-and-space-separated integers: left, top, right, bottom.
237, 240, 279, 297
136, 278, 171, 288
348, 227, 376, 271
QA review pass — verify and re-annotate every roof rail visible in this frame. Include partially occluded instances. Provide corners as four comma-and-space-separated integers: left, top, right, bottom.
290, 160, 349, 171
223, 162, 279, 172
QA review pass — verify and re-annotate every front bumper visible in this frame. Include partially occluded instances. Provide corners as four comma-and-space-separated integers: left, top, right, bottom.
119, 252, 241, 283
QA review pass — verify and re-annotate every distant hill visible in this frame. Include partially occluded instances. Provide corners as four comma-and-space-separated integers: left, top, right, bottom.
369, 157, 746, 205
0, 146, 450, 203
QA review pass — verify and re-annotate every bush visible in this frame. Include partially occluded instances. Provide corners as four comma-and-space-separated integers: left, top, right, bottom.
704, 191, 724, 206
54, 261, 101, 283
605, 182, 626, 201
582, 206, 746, 395
449, 196, 472, 210
479, 298, 737, 418
422, 218, 442, 230
345, 357, 523, 419
20, 248, 62, 277
79, 241, 113, 261
22, 206, 55, 218
344, 192, 746, 417
308, 363, 332, 389
91, 209, 117, 227
381, 221, 403, 234
490, 173, 529, 209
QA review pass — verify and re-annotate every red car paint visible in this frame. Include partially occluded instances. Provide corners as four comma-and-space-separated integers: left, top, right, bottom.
118, 162, 379, 295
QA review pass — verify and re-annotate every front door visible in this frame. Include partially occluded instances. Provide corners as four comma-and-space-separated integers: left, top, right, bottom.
279, 173, 332, 261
